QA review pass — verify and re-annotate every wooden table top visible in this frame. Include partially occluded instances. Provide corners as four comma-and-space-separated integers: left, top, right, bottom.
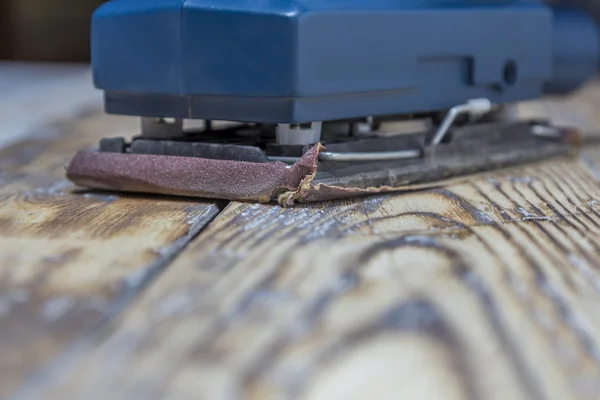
3, 63, 600, 400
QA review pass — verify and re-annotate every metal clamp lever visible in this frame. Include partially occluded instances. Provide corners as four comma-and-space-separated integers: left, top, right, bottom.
430, 98, 493, 145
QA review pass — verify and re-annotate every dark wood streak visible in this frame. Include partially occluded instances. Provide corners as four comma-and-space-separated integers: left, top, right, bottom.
235, 237, 482, 400
530, 223, 600, 365
237, 271, 363, 398
184, 184, 600, 399
194, 205, 377, 293
551, 166, 600, 232
332, 298, 482, 400
491, 183, 581, 290
352, 235, 540, 400
522, 182, 600, 365
144, 202, 395, 369
479, 182, 600, 367
201, 199, 395, 297
470, 182, 600, 377
551, 164, 595, 203
280, 197, 388, 242
6, 201, 223, 400
425, 191, 570, 400
208, 200, 381, 253
16, 154, 600, 399
222, 209, 478, 327
561, 161, 600, 199
555, 166, 600, 230
238, 230, 546, 400
573, 207, 600, 231
511, 183, 600, 278
0, 192, 199, 241
537, 169, 597, 233
526, 177, 600, 271
0, 102, 225, 398
528, 167, 600, 344
565, 163, 600, 221
433, 189, 497, 225
354, 210, 470, 232
534, 172, 599, 231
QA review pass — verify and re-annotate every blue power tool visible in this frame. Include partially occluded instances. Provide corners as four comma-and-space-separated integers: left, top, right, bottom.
66, 0, 600, 203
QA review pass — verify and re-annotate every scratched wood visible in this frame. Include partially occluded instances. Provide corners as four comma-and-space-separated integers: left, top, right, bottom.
19, 150, 600, 400
0, 109, 221, 398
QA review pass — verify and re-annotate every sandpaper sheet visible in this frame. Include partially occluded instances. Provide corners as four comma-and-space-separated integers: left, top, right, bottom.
66, 141, 577, 206
67, 144, 394, 205
67, 145, 320, 204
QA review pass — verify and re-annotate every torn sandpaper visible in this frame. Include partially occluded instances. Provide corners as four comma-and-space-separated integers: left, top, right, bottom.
65, 144, 420, 205
66, 128, 579, 206
66, 144, 321, 204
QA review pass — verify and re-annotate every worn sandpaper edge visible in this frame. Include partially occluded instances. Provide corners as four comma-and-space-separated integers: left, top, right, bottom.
279, 154, 583, 206
277, 128, 584, 205
67, 138, 580, 207
66, 144, 323, 204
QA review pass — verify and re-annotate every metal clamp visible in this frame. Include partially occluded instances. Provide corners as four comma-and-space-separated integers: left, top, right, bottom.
269, 148, 421, 164
430, 98, 493, 145
531, 124, 563, 139
318, 149, 421, 162
269, 99, 493, 164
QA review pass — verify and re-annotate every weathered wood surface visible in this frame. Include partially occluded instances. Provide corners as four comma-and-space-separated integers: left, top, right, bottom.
0, 109, 221, 398
3, 65, 600, 399
21, 153, 600, 400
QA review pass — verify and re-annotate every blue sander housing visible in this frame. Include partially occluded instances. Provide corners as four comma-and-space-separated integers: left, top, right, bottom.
66, 0, 600, 203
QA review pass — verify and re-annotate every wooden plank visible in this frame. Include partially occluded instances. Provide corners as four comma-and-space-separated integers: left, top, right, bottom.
11, 80, 600, 399
3, 68, 600, 399
0, 109, 222, 398
22, 152, 600, 400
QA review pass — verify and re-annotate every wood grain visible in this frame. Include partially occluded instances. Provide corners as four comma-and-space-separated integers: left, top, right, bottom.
22, 153, 600, 400
3, 69, 600, 399
0, 111, 221, 398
